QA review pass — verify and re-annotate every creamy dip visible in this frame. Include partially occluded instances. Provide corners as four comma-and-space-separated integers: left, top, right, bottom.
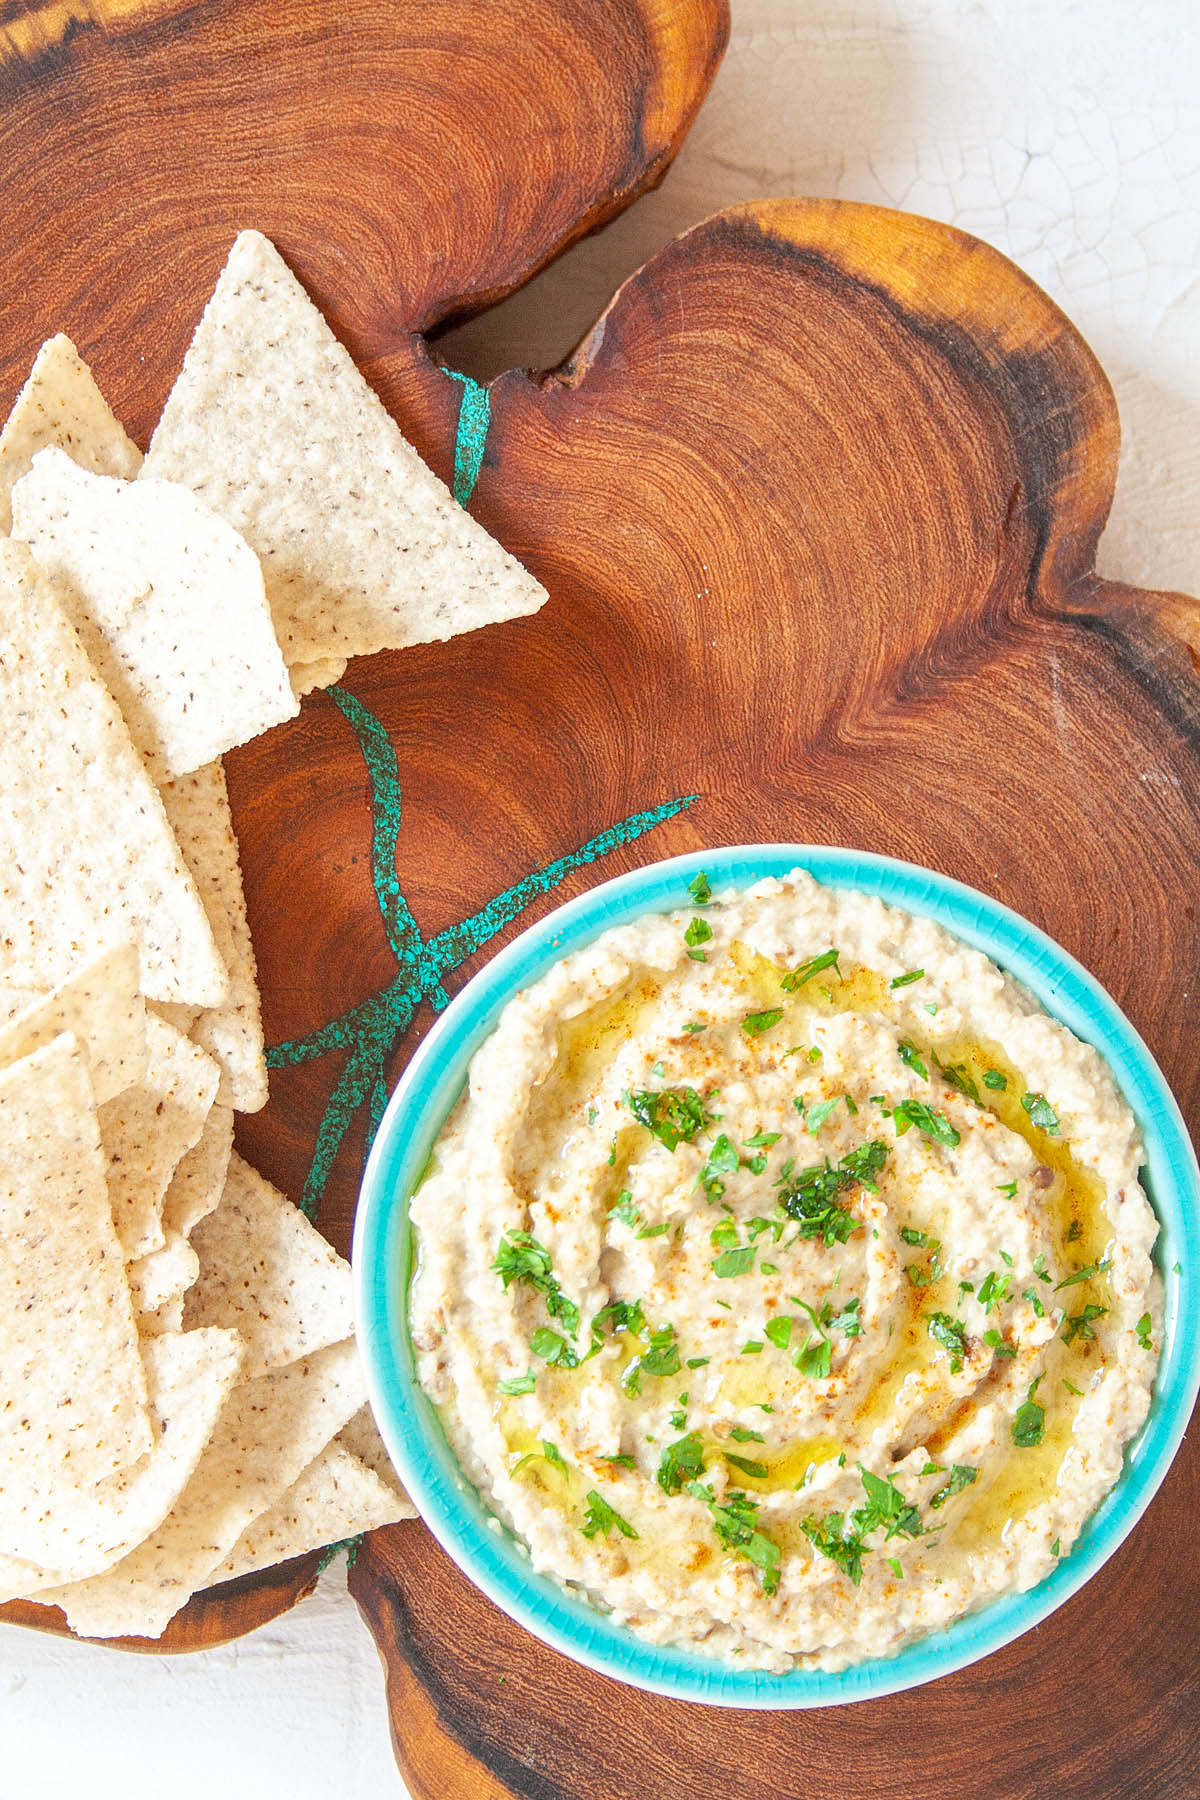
408, 870, 1161, 1671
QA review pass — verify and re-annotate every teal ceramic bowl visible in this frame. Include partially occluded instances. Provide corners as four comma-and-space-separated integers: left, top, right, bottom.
353, 846, 1200, 1707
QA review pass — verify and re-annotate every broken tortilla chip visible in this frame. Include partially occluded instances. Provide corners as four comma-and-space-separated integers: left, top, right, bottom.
160, 1100, 234, 1241
0, 333, 141, 535
0, 943, 146, 1104
216, 1440, 413, 1583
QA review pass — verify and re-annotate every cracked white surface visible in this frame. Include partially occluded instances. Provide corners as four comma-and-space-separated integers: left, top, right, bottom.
6, 4, 1200, 1795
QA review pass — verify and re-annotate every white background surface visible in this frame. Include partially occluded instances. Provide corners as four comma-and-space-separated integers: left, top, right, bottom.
5, 2, 1199, 1795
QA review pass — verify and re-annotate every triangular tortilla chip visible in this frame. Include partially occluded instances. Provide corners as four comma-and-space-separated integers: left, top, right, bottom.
0, 943, 146, 1104
127, 1231, 200, 1315
0, 541, 227, 1006
156, 763, 267, 1111
141, 230, 547, 669
0, 1035, 151, 1559
12, 448, 297, 778
336, 1406, 413, 1511
99, 1013, 220, 1260
43, 1338, 366, 1639
161, 1101, 234, 1240
215, 1441, 413, 1582
0, 333, 141, 534
0, 1327, 243, 1595
183, 1153, 353, 1378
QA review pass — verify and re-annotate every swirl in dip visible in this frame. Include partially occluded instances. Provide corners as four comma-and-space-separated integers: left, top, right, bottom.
408, 870, 1161, 1670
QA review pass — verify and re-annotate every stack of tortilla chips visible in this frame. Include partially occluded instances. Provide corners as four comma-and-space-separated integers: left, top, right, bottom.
0, 236, 547, 1639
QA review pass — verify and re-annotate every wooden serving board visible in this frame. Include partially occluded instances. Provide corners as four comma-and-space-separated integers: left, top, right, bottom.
3, 1, 1199, 1793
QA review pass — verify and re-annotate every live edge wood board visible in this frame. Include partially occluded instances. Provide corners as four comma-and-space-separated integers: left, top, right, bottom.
1, 1, 1198, 1795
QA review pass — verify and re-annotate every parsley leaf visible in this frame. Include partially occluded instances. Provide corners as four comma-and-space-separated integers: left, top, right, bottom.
996, 1180, 1018, 1199
1012, 1377, 1046, 1447
853, 1464, 924, 1541
698, 1132, 740, 1204
983, 1069, 1008, 1091
889, 968, 925, 989
776, 1140, 888, 1244
492, 1228, 580, 1342
1136, 1312, 1153, 1351
1054, 1262, 1106, 1291
542, 1440, 568, 1474
801, 1511, 866, 1584
1062, 1303, 1107, 1344
1021, 1091, 1061, 1135
627, 1086, 714, 1151
684, 916, 712, 952
688, 871, 712, 906
713, 1245, 756, 1279
744, 1129, 782, 1149
977, 1270, 1011, 1312
805, 1097, 839, 1135
657, 1432, 705, 1495
607, 1190, 641, 1230
899, 1225, 930, 1246
927, 1312, 968, 1372
580, 1490, 638, 1540
929, 1464, 978, 1508
794, 1336, 832, 1379
690, 1483, 781, 1595
764, 1315, 794, 1351
497, 1370, 537, 1396
780, 948, 840, 992
724, 1452, 769, 1478
531, 1326, 578, 1367
743, 1007, 784, 1037
731, 1426, 766, 1443
892, 1099, 961, 1147
897, 1039, 929, 1081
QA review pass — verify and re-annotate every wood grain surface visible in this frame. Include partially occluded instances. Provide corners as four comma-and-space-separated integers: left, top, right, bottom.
2, 1, 1199, 1794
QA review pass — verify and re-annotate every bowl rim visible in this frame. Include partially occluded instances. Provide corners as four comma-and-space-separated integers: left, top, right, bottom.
353, 843, 1200, 1708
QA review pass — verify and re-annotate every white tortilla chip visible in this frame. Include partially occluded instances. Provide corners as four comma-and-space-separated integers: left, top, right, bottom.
0, 1327, 243, 1595
0, 333, 141, 535
156, 764, 267, 1111
142, 230, 547, 669
139, 1295, 185, 1338
0, 943, 146, 1104
183, 1153, 353, 1378
127, 1231, 200, 1315
0, 1035, 151, 1558
290, 657, 346, 697
12, 447, 297, 778
336, 1406, 411, 1505
161, 1101, 234, 1240
0, 541, 227, 1006
99, 1013, 220, 1260
215, 1441, 413, 1582
44, 1338, 366, 1639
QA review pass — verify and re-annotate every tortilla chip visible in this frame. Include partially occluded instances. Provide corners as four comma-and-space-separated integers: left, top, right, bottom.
290, 657, 347, 697
0, 1034, 151, 1560
216, 1441, 413, 1582
12, 447, 297, 778
127, 1231, 199, 1315
156, 763, 267, 1111
161, 1101, 234, 1240
99, 1013, 220, 1260
139, 1295, 185, 1338
335, 1406, 413, 1510
0, 334, 141, 535
0, 943, 146, 1104
0, 541, 227, 1007
0, 1327, 243, 1595
183, 1153, 353, 1378
44, 1338, 366, 1639
141, 230, 547, 670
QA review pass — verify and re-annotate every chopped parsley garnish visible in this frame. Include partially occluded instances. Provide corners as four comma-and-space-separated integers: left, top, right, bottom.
542, 1440, 568, 1475
684, 917, 712, 958
698, 1132, 740, 1204
900, 1226, 931, 1247
587, 1105, 598, 1125
794, 1336, 832, 1379
1050, 1537, 1062, 1557
1067, 1220, 1082, 1242
1012, 1376, 1046, 1447
657, 1432, 705, 1495
531, 1326, 578, 1367
725, 1452, 769, 1478
713, 1245, 756, 1279
1023, 1286, 1046, 1318
760, 1260, 779, 1274
780, 948, 840, 992
984, 1328, 1016, 1358
891, 1099, 961, 1147
996, 1180, 1018, 1199
591, 1296, 649, 1343
1062, 1303, 1107, 1344
929, 1464, 978, 1509
742, 1007, 784, 1037
1033, 1253, 1053, 1283
1054, 1261, 1108, 1291
636, 1222, 669, 1239
897, 1039, 929, 1081
627, 1085, 714, 1150
580, 1491, 638, 1541
889, 968, 925, 989
805, 1097, 839, 1135
744, 1129, 782, 1149
741, 1340, 764, 1354
938, 1058, 981, 1104
1136, 1312, 1153, 1351
1021, 1091, 1061, 1135
801, 1512, 866, 1584
808, 1046, 822, 1063
977, 1270, 1012, 1312
885, 1557, 904, 1579
854, 1465, 924, 1540
623, 1324, 682, 1392
927, 1312, 968, 1372
683, 1020, 706, 1034
686, 1355, 711, 1369
983, 1068, 1007, 1091
1063, 1378, 1082, 1397
764, 1315, 794, 1351
690, 1483, 781, 1594
826, 1296, 862, 1336
497, 1370, 537, 1396
776, 1140, 888, 1244
492, 1229, 580, 1345
688, 870, 712, 906
607, 1190, 641, 1230
731, 1426, 766, 1443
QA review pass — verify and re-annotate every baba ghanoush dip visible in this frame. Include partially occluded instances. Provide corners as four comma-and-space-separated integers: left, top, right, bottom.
408, 870, 1161, 1671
